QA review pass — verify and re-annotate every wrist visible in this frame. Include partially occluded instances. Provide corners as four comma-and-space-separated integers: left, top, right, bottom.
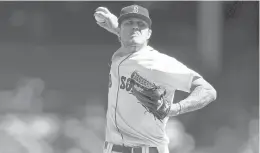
169, 102, 181, 116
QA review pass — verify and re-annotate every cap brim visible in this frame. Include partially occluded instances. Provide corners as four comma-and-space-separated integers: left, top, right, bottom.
118, 13, 152, 28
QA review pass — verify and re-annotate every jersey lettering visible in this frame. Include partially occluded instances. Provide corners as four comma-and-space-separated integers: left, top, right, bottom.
126, 78, 132, 91
120, 76, 126, 89
120, 76, 134, 92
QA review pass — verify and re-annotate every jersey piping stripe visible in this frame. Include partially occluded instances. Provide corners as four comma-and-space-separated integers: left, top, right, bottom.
114, 52, 134, 145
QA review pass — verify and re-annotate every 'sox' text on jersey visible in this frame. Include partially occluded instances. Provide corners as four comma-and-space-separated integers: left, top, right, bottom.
120, 76, 134, 92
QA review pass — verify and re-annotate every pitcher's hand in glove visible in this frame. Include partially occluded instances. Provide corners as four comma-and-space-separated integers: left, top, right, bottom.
130, 71, 172, 121
94, 7, 119, 36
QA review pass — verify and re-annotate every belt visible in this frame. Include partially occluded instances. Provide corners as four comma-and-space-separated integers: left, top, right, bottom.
104, 141, 158, 153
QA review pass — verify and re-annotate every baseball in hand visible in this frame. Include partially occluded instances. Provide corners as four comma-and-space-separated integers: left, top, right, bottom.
94, 12, 105, 23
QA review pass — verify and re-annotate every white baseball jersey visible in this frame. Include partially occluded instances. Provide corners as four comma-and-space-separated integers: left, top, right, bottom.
105, 45, 199, 151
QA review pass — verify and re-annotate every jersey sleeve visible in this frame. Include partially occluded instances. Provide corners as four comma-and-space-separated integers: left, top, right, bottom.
148, 53, 201, 93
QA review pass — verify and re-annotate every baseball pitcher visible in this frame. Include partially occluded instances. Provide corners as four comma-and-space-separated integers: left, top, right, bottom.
94, 5, 217, 153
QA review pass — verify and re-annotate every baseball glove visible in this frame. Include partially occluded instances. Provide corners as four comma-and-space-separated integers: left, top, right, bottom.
130, 71, 172, 121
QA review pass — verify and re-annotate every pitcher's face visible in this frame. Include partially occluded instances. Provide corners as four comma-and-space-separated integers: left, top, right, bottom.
119, 17, 152, 46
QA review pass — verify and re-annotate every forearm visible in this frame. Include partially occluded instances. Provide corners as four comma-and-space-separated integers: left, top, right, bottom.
169, 86, 217, 116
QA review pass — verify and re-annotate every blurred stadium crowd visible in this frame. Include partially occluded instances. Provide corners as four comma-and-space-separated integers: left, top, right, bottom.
0, 1, 258, 153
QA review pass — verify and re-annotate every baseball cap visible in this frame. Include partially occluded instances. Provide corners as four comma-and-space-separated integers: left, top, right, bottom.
118, 5, 152, 28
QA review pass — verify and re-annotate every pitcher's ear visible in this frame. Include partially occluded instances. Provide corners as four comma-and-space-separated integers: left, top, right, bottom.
147, 29, 152, 39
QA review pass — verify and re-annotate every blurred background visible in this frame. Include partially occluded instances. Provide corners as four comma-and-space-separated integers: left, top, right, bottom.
0, 1, 258, 153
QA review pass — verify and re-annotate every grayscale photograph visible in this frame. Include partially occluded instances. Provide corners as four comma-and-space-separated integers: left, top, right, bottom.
0, 1, 258, 153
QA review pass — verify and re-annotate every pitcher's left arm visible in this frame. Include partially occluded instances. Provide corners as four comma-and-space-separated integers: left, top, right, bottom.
169, 76, 217, 116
